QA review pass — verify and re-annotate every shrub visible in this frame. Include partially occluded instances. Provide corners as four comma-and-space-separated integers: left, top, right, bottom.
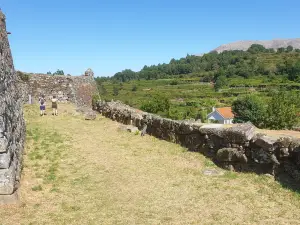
186, 101, 199, 107
17, 71, 30, 82
232, 95, 266, 127
214, 76, 227, 91
170, 80, 178, 85
199, 109, 208, 123
131, 85, 138, 92
264, 92, 299, 130
53, 69, 64, 75
113, 87, 119, 96
232, 92, 300, 130
92, 94, 101, 108
140, 96, 170, 114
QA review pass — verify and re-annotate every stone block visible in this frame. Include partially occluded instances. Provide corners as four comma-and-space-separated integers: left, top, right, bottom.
0, 137, 8, 153
223, 123, 256, 144
0, 163, 16, 195
216, 148, 248, 163
254, 135, 278, 151
0, 149, 11, 169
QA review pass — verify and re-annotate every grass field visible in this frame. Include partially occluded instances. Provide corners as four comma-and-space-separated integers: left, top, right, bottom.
1, 103, 300, 224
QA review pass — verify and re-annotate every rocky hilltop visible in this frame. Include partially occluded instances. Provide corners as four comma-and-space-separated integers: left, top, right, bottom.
212, 38, 300, 53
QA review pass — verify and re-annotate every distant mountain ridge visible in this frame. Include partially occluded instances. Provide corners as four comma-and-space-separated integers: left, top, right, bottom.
212, 38, 300, 53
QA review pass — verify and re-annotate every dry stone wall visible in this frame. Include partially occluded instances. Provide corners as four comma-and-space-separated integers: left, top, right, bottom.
96, 101, 300, 185
0, 11, 25, 203
18, 73, 97, 107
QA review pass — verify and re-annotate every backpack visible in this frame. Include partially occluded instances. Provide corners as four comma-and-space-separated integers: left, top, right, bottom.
40, 98, 45, 105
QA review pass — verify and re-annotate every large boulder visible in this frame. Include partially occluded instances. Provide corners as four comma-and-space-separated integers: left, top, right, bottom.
223, 123, 256, 144
216, 148, 248, 163
254, 135, 278, 151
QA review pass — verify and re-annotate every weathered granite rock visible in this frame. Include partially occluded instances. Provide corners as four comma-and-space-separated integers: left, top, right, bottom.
0, 10, 25, 202
118, 125, 139, 133
216, 148, 248, 163
84, 110, 97, 120
126, 125, 139, 133
0, 149, 11, 169
254, 135, 278, 151
224, 123, 256, 144
0, 164, 16, 195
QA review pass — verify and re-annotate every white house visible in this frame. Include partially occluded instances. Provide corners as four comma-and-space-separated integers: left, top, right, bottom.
207, 107, 234, 124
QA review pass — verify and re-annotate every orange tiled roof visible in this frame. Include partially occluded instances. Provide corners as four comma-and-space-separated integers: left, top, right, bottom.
216, 107, 234, 119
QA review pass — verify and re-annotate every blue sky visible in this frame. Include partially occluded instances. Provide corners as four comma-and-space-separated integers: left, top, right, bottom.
1, 0, 300, 77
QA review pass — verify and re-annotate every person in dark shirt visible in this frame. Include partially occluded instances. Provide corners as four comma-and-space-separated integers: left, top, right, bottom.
39, 95, 46, 116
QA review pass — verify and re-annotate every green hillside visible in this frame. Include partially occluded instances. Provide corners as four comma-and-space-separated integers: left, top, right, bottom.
95, 45, 300, 123
97, 45, 300, 83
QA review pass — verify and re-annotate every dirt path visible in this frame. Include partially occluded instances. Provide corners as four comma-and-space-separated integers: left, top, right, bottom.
1, 104, 300, 225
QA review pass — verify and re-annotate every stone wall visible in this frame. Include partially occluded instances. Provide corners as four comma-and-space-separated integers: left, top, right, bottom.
18, 73, 97, 107
95, 101, 300, 185
0, 11, 26, 203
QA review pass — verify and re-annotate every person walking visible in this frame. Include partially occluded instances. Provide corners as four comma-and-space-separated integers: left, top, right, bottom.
51, 95, 58, 116
39, 95, 46, 116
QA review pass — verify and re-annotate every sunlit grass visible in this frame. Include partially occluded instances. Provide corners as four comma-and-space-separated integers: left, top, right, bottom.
1, 103, 300, 224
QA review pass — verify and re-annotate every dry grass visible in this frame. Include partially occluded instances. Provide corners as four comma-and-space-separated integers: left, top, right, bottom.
1, 103, 300, 225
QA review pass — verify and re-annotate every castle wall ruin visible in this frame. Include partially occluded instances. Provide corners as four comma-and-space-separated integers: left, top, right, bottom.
0, 11, 26, 203
96, 101, 300, 186
18, 73, 97, 107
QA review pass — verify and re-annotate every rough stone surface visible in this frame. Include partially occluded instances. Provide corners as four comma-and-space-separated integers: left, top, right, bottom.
212, 38, 300, 53
95, 100, 300, 183
216, 148, 247, 163
84, 68, 94, 77
254, 135, 278, 151
119, 125, 139, 133
84, 110, 97, 120
126, 125, 139, 133
17, 72, 97, 107
0, 164, 16, 194
0, 11, 25, 199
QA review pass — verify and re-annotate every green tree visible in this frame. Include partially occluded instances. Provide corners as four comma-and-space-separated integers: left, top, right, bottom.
287, 45, 294, 52
232, 95, 266, 127
170, 80, 179, 85
199, 109, 208, 123
247, 44, 267, 54
214, 75, 227, 91
277, 47, 286, 53
265, 92, 299, 129
98, 83, 107, 95
53, 69, 64, 75
113, 87, 119, 96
